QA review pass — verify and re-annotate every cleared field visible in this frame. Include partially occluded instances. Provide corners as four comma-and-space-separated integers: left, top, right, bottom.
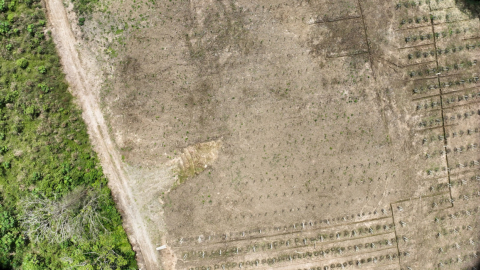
62, 0, 480, 269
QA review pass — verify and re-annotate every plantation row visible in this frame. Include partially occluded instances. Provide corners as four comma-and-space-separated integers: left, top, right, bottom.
189, 250, 400, 270
408, 42, 480, 60
404, 27, 472, 43
181, 224, 396, 260
422, 126, 479, 144
415, 90, 480, 110
418, 109, 479, 128
173, 211, 393, 248
0, 0, 136, 268
434, 206, 480, 223
409, 59, 477, 78
424, 142, 478, 159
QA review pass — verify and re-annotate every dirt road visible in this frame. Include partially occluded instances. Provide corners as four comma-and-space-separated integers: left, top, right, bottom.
45, 0, 161, 268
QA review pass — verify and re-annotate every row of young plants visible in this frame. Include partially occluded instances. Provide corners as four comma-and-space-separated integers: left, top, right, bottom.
404, 27, 471, 43
409, 59, 477, 78
408, 42, 480, 59
0, 0, 137, 268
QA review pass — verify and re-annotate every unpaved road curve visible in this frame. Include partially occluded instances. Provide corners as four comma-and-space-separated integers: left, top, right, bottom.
45, 0, 160, 269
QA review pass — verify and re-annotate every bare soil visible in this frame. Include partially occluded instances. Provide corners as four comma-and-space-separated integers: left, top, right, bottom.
48, 0, 480, 269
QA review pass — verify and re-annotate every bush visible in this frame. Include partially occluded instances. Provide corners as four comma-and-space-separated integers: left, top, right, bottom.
0, 21, 10, 36
7, 14, 17, 23
38, 83, 50, 93
78, 17, 85, 26
0, 0, 6, 12
27, 24, 35, 35
16, 58, 28, 69
7, 0, 15, 11
37, 65, 46, 74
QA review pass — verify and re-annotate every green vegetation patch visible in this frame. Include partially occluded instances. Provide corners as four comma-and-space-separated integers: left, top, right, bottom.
71, 0, 98, 15
0, 0, 137, 268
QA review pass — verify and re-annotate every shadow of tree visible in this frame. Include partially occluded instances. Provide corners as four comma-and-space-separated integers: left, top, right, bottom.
455, 0, 480, 18
473, 259, 480, 270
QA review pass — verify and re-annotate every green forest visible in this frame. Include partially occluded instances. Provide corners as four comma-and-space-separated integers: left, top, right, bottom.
0, 0, 137, 269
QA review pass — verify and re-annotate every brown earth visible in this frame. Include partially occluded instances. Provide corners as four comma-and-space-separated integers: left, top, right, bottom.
48, 0, 480, 269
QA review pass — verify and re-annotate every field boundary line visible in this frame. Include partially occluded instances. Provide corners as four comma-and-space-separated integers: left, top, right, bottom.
429, 0, 454, 207
310, 15, 361, 24
357, 0, 375, 79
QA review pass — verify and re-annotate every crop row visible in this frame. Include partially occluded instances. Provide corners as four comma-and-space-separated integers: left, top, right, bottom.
450, 143, 479, 154
417, 116, 442, 128
404, 27, 471, 43
181, 224, 396, 260
399, 13, 461, 26
437, 223, 478, 238
400, 16, 431, 26
434, 206, 480, 223
438, 238, 478, 254
421, 126, 479, 144
395, 1, 428, 10
187, 250, 399, 270
412, 83, 439, 95
456, 189, 480, 202
441, 76, 479, 87
427, 181, 456, 194
409, 59, 477, 78
408, 42, 480, 60
444, 110, 479, 123
437, 251, 478, 268
299, 251, 399, 270
424, 142, 478, 159
426, 159, 480, 176
415, 90, 480, 110
429, 195, 452, 208
415, 99, 441, 110
174, 211, 392, 246
451, 159, 480, 170
444, 91, 480, 104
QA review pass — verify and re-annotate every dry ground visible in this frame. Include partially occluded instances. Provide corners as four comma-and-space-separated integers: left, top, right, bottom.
50, 0, 480, 269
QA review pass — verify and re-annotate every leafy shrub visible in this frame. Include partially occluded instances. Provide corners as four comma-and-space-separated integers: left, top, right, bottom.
0, 21, 10, 36
7, 14, 17, 23
0, 0, 6, 12
7, 0, 15, 11
38, 82, 50, 93
24, 105, 38, 119
79, 17, 85, 25
37, 65, 46, 74
26, 24, 35, 35
16, 58, 28, 69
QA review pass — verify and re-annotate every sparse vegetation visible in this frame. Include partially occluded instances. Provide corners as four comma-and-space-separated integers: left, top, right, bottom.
57, 0, 480, 268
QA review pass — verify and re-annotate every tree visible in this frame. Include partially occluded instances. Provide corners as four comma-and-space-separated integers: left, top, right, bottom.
19, 187, 107, 244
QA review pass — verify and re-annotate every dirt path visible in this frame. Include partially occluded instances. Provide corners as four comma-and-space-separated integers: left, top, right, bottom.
44, 0, 161, 269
